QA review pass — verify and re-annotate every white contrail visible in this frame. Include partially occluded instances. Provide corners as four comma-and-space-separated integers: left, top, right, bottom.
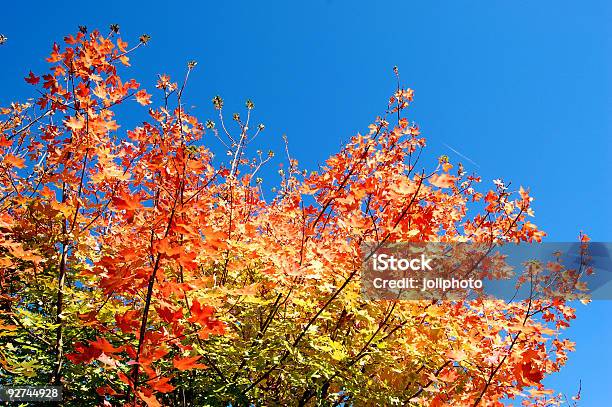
442, 142, 480, 168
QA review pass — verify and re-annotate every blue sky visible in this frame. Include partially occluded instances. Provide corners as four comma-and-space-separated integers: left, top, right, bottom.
2, 0, 611, 404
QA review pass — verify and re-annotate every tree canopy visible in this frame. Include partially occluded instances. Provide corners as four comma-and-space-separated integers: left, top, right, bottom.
0, 27, 584, 406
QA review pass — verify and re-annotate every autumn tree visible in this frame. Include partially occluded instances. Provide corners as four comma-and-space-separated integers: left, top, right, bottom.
0, 27, 585, 406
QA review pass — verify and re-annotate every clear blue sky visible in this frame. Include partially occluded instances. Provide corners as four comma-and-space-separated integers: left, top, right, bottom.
2, 1, 611, 404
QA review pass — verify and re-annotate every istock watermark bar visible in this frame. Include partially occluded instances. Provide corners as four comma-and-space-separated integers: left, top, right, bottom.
360, 242, 612, 301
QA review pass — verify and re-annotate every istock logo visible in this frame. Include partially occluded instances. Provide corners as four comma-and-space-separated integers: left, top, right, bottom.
371, 253, 432, 271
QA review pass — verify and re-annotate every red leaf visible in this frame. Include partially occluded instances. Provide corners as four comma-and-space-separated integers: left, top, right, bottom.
115, 310, 140, 333
66, 342, 102, 364
151, 377, 175, 393
90, 337, 121, 354
76, 82, 89, 99
157, 305, 183, 324
0, 135, 11, 148
112, 191, 143, 211
24, 71, 40, 85
188, 299, 215, 325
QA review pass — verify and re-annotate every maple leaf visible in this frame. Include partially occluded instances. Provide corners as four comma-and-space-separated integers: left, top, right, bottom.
64, 115, 85, 131
156, 305, 183, 324
137, 391, 161, 407
66, 342, 102, 364
97, 353, 120, 368
188, 299, 215, 325
76, 82, 89, 99
117, 38, 128, 53
516, 360, 545, 386
0, 135, 11, 147
77, 310, 98, 324
154, 238, 183, 258
40, 185, 55, 198
2, 154, 26, 169
445, 349, 466, 362
135, 89, 152, 106
90, 337, 121, 354
96, 385, 119, 397
150, 377, 175, 393
24, 71, 40, 85
115, 310, 140, 333
484, 190, 497, 204
93, 83, 107, 99
172, 355, 207, 371
64, 34, 79, 45
429, 173, 456, 188
119, 55, 131, 66
46, 42, 62, 63
112, 191, 143, 211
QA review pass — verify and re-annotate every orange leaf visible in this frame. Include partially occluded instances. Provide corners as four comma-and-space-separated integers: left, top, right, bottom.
117, 38, 128, 53
151, 377, 175, 393
119, 55, 131, 66
188, 300, 215, 325
112, 191, 143, 211
64, 116, 85, 131
445, 349, 466, 362
138, 391, 161, 407
135, 89, 152, 106
3, 154, 26, 169
172, 355, 207, 371
429, 173, 456, 188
